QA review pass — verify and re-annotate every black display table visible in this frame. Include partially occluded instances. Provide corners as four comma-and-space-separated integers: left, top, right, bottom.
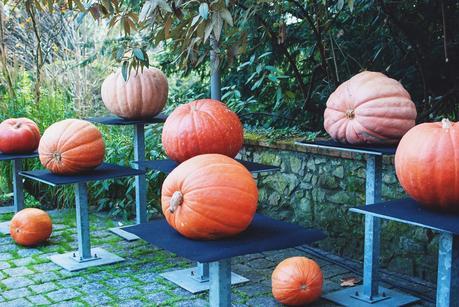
20, 163, 145, 271
350, 199, 457, 306
125, 214, 325, 306
0, 151, 39, 234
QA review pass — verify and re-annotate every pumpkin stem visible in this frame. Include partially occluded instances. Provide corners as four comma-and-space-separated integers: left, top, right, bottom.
442, 118, 452, 129
345, 109, 355, 119
52, 152, 62, 162
14, 123, 21, 129
169, 191, 183, 213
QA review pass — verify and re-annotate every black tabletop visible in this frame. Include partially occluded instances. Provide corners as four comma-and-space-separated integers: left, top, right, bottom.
20, 163, 145, 186
0, 151, 39, 161
134, 159, 280, 174
86, 113, 167, 125
296, 140, 397, 156
125, 214, 325, 262
351, 198, 459, 234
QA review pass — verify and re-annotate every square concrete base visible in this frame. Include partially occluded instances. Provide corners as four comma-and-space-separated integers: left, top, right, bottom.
49, 247, 124, 271
0, 221, 11, 235
323, 286, 419, 306
0, 205, 14, 214
160, 267, 249, 294
109, 226, 139, 241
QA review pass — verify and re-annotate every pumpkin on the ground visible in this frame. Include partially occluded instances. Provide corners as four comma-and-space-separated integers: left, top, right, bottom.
272, 257, 323, 306
162, 99, 243, 162
101, 67, 168, 119
324, 71, 417, 144
10, 208, 52, 246
395, 119, 459, 212
38, 119, 105, 174
0, 118, 40, 154
161, 154, 258, 240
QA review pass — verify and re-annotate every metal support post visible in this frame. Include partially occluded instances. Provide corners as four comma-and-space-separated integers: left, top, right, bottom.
194, 262, 209, 282
209, 259, 231, 307
12, 159, 24, 212
436, 232, 459, 307
134, 123, 147, 224
75, 182, 92, 260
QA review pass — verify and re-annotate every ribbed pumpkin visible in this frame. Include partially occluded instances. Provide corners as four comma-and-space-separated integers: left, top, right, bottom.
324, 71, 417, 144
162, 99, 243, 162
101, 67, 168, 119
272, 257, 323, 306
10, 208, 52, 246
38, 119, 105, 174
0, 118, 40, 154
161, 154, 258, 240
395, 119, 459, 212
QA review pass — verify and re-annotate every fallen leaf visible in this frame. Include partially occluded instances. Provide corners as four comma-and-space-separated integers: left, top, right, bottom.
340, 276, 361, 287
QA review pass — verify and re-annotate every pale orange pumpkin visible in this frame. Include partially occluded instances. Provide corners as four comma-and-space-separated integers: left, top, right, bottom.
38, 119, 105, 174
10, 208, 52, 246
272, 257, 323, 306
324, 71, 417, 144
161, 154, 258, 240
101, 68, 168, 119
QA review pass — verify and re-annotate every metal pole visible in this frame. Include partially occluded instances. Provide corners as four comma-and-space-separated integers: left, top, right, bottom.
362, 155, 382, 299
75, 182, 91, 260
209, 259, 231, 307
12, 159, 24, 212
436, 232, 459, 306
134, 123, 147, 224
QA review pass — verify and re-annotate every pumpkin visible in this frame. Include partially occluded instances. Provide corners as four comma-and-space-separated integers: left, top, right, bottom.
395, 119, 459, 212
324, 71, 417, 144
162, 99, 244, 162
272, 257, 323, 306
10, 208, 52, 246
38, 119, 105, 174
101, 67, 168, 119
161, 154, 258, 240
0, 118, 40, 154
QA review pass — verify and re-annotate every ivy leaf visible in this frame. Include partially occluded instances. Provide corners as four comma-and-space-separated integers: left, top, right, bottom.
121, 61, 129, 81
199, 3, 209, 20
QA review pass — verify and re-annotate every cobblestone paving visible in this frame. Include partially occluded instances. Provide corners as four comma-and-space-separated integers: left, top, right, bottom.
0, 211, 436, 306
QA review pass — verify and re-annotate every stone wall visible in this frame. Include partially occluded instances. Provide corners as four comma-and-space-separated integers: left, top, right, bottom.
238, 139, 438, 282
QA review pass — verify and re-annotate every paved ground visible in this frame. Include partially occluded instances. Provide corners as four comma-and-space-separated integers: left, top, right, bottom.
0, 210, 436, 306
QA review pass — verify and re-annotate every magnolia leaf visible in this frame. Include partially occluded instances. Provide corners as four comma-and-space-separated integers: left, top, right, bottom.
337, 0, 344, 10
139, 1, 153, 22
212, 13, 223, 41
158, 0, 172, 12
191, 15, 200, 27
133, 48, 145, 61
116, 46, 125, 60
199, 3, 209, 20
164, 17, 172, 39
121, 61, 129, 81
340, 276, 361, 287
204, 21, 213, 42
220, 8, 233, 26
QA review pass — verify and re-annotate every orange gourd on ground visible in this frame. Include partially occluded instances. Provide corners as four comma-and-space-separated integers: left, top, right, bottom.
395, 119, 459, 212
10, 208, 52, 246
0, 118, 40, 154
161, 154, 258, 240
324, 71, 417, 144
272, 257, 323, 306
38, 119, 105, 174
162, 99, 243, 162
101, 68, 168, 119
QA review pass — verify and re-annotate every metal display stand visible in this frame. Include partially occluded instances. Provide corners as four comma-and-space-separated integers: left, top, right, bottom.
139, 159, 280, 293
20, 163, 144, 271
87, 114, 166, 241
0, 152, 38, 235
295, 140, 419, 306
351, 198, 457, 306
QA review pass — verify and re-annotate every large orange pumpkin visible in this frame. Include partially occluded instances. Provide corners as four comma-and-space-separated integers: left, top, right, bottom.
324, 71, 417, 144
38, 119, 105, 174
101, 67, 168, 119
10, 208, 52, 246
395, 119, 459, 212
272, 257, 323, 306
162, 99, 243, 162
0, 118, 40, 154
161, 154, 258, 240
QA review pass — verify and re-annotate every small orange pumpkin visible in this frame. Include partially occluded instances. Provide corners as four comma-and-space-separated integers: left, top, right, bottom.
161, 154, 258, 240
101, 68, 168, 119
38, 119, 105, 174
161, 99, 244, 162
10, 208, 52, 246
324, 71, 417, 144
272, 257, 323, 306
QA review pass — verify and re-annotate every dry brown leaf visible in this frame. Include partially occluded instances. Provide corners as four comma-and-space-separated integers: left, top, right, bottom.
340, 276, 362, 287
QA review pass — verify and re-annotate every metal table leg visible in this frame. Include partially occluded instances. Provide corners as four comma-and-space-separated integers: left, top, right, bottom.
110, 124, 146, 241
209, 259, 231, 307
324, 155, 419, 306
50, 182, 124, 271
0, 159, 25, 235
436, 233, 459, 307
